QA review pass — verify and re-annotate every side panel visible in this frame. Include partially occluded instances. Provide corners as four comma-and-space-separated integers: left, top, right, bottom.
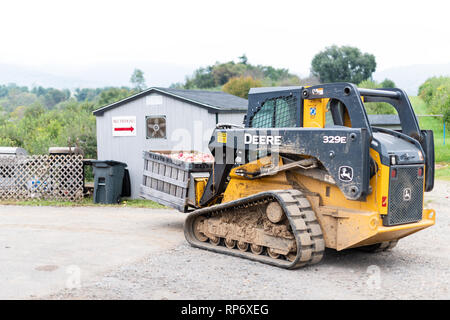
210, 127, 371, 200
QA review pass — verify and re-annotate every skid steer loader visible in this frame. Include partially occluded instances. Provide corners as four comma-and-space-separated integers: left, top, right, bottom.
144, 82, 436, 269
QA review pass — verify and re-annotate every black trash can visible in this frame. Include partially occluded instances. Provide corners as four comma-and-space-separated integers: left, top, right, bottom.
91, 160, 127, 204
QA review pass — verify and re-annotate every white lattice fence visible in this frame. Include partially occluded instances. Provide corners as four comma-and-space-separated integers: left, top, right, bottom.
0, 154, 84, 201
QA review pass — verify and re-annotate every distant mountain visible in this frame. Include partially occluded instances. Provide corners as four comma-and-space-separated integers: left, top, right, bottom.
52, 62, 195, 89
0, 62, 195, 90
0, 63, 93, 89
373, 63, 450, 95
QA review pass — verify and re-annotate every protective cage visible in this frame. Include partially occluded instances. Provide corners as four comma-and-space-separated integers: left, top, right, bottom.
384, 164, 424, 226
250, 95, 297, 128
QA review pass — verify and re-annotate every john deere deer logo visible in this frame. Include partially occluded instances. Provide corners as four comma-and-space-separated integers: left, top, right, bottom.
338, 166, 353, 182
403, 188, 411, 201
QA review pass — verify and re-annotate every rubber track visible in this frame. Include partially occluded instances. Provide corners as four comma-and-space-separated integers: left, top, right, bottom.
184, 189, 325, 269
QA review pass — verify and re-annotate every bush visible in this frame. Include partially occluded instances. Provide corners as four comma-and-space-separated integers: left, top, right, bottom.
418, 76, 450, 126
418, 77, 448, 105
358, 80, 396, 114
380, 78, 396, 88
223, 76, 263, 99
444, 108, 450, 128
181, 58, 302, 90
0, 136, 16, 147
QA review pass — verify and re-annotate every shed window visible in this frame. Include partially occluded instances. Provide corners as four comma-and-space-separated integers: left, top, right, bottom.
146, 116, 167, 139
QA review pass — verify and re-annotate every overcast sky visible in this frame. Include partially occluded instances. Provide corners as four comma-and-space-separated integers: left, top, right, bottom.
1, 0, 449, 76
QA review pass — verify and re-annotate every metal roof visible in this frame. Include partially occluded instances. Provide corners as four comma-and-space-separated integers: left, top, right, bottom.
93, 87, 248, 116
368, 114, 401, 125
249, 86, 303, 94
0, 147, 28, 155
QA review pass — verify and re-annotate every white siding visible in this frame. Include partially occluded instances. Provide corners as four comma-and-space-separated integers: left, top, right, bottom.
218, 113, 245, 126
96, 93, 245, 199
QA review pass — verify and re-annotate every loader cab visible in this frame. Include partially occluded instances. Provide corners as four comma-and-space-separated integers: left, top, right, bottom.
246, 84, 419, 135
204, 83, 434, 222
245, 83, 435, 194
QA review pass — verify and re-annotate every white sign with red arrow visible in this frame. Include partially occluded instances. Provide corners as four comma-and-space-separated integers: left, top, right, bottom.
112, 116, 136, 137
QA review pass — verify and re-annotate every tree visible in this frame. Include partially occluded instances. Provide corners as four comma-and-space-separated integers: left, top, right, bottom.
169, 82, 185, 89
10, 106, 27, 119
211, 62, 245, 86
239, 54, 248, 65
223, 76, 262, 99
42, 88, 70, 108
31, 86, 48, 97
184, 66, 215, 89
380, 78, 396, 88
130, 68, 146, 91
261, 66, 290, 82
311, 45, 376, 84
74, 88, 103, 102
178, 59, 301, 89
98, 87, 133, 106
24, 103, 45, 118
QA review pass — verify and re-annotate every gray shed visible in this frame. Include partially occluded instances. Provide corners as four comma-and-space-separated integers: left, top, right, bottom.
93, 87, 248, 199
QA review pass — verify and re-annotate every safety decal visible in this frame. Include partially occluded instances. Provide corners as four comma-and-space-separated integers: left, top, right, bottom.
382, 196, 387, 207
312, 88, 323, 95
217, 132, 227, 143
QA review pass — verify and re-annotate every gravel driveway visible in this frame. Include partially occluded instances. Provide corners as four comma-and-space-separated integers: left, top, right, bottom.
2, 180, 449, 300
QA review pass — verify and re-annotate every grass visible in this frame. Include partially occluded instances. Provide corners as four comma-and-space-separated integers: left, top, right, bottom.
0, 196, 167, 208
409, 96, 449, 181
410, 96, 449, 164
435, 164, 450, 181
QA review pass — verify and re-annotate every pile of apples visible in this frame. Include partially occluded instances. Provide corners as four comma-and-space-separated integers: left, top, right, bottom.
169, 152, 214, 163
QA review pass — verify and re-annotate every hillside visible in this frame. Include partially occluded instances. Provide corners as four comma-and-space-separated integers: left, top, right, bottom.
1, 62, 449, 95
373, 63, 450, 95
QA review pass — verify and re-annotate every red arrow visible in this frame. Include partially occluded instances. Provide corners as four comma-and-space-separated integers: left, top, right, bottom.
114, 126, 134, 132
